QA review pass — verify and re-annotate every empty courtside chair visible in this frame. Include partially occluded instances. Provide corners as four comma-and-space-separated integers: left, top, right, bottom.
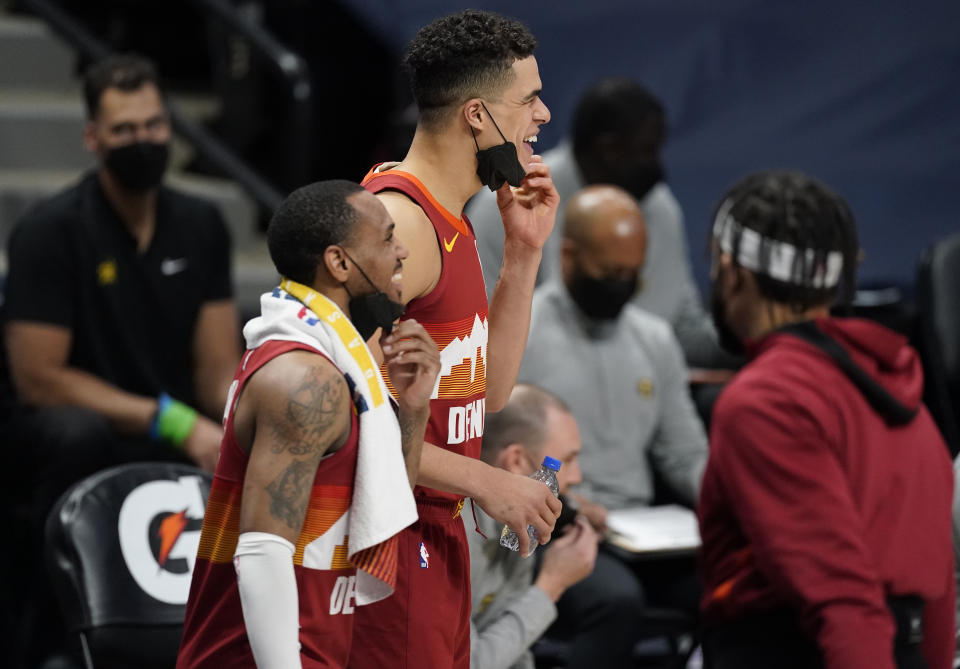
916, 233, 960, 456
45, 462, 213, 668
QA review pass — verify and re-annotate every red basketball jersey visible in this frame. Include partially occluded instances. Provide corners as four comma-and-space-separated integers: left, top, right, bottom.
178, 340, 360, 669
362, 167, 489, 503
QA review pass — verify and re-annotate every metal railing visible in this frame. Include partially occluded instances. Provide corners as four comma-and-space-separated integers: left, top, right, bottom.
191, 0, 313, 193
19, 0, 293, 217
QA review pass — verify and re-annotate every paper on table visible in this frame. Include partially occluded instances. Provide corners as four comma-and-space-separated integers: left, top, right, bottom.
605, 504, 701, 555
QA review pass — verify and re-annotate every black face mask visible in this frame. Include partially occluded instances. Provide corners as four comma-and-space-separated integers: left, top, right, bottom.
343, 251, 405, 340
709, 275, 745, 356
607, 158, 665, 202
104, 141, 169, 192
567, 269, 637, 321
473, 102, 526, 191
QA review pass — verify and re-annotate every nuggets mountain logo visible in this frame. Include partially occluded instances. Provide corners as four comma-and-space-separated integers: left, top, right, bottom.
118, 475, 207, 604
433, 314, 489, 445
432, 314, 487, 400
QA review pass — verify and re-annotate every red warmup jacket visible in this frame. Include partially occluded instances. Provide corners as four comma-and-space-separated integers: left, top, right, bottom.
698, 317, 955, 669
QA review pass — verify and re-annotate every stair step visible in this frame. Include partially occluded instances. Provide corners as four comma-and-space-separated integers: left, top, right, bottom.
0, 8, 264, 314
0, 95, 91, 169
0, 91, 223, 171
165, 172, 259, 251
0, 14, 76, 90
233, 240, 279, 321
0, 167, 263, 257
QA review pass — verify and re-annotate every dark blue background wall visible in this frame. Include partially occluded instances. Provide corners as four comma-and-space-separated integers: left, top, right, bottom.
343, 0, 959, 295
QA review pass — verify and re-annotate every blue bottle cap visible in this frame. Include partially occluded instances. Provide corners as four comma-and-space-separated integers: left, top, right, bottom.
542, 456, 561, 472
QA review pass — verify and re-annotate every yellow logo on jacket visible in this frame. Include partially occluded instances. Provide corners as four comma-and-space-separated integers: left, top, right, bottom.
478, 592, 497, 615
97, 259, 118, 285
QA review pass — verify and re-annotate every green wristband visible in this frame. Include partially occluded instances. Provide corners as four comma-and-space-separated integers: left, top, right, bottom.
153, 393, 198, 448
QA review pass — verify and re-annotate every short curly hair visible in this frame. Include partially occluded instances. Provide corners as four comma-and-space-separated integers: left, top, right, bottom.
267, 180, 364, 286
83, 53, 163, 119
403, 9, 537, 129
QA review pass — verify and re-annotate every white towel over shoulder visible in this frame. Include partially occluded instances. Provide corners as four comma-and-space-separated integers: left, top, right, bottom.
243, 282, 417, 605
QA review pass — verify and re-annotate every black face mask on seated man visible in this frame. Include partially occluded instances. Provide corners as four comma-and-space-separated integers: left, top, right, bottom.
567, 270, 638, 321
104, 140, 169, 192
473, 102, 526, 192
343, 251, 405, 341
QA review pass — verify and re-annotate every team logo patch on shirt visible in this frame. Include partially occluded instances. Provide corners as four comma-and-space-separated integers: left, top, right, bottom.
637, 378, 655, 398
419, 541, 430, 568
478, 592, 497, 615
97, 259, 118, 286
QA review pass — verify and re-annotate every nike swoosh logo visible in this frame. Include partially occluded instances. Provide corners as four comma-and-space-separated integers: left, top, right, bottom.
160, 258, 188, 276
443, 232, 459, 253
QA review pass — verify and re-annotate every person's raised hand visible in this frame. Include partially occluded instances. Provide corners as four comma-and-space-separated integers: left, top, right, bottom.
381, 319, 440, 413
495, 155, 559, 252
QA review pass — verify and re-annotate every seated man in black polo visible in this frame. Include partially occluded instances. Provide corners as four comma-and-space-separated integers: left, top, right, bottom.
2, 53, 240, 667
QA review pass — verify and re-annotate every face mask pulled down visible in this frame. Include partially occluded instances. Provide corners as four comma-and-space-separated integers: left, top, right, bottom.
343, 251, 405, 341
105, 141, 169, 192
473, 102, 526, 192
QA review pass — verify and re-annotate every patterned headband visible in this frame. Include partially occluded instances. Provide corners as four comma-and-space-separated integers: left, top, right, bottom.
712, 198, 844, 289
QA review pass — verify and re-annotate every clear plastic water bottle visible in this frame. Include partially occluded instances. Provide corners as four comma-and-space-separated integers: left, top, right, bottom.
500, 456, 562, 557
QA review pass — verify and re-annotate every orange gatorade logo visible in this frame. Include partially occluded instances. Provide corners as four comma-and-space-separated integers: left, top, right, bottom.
157, 510, 189, 566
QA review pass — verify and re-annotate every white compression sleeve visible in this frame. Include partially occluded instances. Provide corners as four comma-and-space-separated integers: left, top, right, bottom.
234, 532, 302, 669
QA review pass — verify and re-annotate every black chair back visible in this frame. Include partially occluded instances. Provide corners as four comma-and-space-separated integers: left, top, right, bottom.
45, 462, 212, 668
916, 233, 960, 456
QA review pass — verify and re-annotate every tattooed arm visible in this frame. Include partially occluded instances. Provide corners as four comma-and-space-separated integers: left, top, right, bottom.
229, 351, 351, 668
234, 349, 352, 541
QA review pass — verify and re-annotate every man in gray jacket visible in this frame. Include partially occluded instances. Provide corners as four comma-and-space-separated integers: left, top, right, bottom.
515, 185, 707, 663
519, 185, 707, 511
465, 384, 602, 669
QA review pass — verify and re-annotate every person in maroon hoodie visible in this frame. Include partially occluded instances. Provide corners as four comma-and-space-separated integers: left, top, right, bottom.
699, 170, 955, 669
